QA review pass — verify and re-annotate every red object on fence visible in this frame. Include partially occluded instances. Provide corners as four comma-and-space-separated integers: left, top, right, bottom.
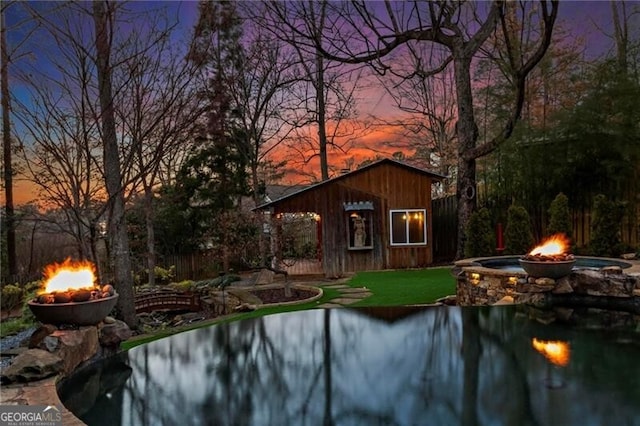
496, 222, 505, 254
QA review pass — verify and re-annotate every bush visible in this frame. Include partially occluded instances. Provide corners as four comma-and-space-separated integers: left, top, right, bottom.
1, 284, 23, 311
547, 192, 572, 240
590, 194, 625, 257
504, 204, 534, 255
168, 280, 195, 293
135, 265, 176, 286
464, 208, 495, 257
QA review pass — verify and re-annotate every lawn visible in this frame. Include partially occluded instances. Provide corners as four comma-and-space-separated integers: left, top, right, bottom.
347, 267, 456, 307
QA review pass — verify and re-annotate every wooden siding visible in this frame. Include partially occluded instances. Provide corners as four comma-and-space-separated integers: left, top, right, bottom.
270, 162, 437, 276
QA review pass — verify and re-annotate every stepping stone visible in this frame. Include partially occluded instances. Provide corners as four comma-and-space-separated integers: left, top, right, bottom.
331, 298, 362, 305
340, 287, 369, 293
323, 285, 349, 289
318, 303, 344, 309
337, 291, 372, 299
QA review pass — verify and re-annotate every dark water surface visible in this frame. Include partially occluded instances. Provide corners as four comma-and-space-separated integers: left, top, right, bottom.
58, 306, 640, 426
476, 256, 632, 273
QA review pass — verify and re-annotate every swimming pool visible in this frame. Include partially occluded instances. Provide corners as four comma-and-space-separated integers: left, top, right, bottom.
58, 305, 640, 425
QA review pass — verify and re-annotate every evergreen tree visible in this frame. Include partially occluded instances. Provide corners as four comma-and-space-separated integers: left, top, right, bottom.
464, 208, 495, 258
183, 1, 253, 270
504, 204, 534, 255
547, 193, 572, 240
590, 194, 624, 257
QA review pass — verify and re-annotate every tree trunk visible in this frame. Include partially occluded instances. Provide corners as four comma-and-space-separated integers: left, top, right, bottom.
316, 51, 329, 181
1, 7, 17, 278
453, 53, 478, 259
93, 1, 138, 328
252, 163, 268, 266
144, 186, 156, 287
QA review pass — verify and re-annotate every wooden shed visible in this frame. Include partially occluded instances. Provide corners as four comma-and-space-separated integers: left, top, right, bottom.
256, 159, 445, 277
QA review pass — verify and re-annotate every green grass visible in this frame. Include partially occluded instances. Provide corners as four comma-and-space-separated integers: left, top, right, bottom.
347, 267, 456, 307
0, 317, 36, 338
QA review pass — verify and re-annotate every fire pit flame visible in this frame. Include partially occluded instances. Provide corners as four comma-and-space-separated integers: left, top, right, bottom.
529, 233, 571, 258
520, 233, 575, 278
41, 258, 98, 294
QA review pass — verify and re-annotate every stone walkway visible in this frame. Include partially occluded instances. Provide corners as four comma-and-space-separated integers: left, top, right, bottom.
0, 279, 372, 424
315, 282, 372, 308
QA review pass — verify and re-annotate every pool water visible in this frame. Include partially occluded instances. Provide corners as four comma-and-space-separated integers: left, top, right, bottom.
476, 256, 633, 273
58, 306, 640, 426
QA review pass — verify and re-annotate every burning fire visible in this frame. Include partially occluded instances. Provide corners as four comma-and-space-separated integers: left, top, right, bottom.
529, 233, 570, 257
41, 258, 99, 294
532, 338, 571, 367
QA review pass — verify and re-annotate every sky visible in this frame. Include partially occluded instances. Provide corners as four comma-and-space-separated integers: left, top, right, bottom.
3, 1, 635, 206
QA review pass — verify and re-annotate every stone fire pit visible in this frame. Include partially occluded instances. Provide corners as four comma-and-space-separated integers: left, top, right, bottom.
28, 294, 119, 326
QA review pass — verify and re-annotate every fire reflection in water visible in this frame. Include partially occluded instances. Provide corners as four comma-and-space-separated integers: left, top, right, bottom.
532, 338, 571, 367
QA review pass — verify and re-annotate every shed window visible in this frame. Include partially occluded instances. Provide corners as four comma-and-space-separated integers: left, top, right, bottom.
347, 211, 373, 250
390, 209, 426, 246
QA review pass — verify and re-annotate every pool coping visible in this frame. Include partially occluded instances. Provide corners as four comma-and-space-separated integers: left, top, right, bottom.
455, 255, 640, 276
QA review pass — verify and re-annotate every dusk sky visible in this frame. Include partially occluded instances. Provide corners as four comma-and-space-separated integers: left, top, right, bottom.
3, 1, 637, 205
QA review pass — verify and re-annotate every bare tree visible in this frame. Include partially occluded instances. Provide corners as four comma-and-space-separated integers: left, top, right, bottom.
1, 1, 40, 281
1, 3, 17, 279
288, 1, 557, 258
12, 3, 108, 276
115, 18, 201, 286
374, 47, 459, 195
253, 1, 368, 182
93, 0, 137, 327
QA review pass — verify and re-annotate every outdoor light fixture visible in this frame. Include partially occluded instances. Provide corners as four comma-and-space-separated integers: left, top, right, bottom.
469, 272, 481, 285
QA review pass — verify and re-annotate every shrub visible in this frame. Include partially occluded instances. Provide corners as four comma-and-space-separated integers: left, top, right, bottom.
135, 265, 176, 286
169, 280, 195, 293
1, 284, 23, 311
547, 192, 572, 240
464, 208, 495, 257
504, 204, 534, 255
590, 194, 625, 257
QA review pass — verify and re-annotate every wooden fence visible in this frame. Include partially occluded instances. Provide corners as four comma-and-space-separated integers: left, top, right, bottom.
160, 251, 219, 282
432, 195, 458, 261
431, 195, 639, 259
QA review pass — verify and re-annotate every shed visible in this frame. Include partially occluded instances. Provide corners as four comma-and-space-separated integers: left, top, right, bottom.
255, 158, 445, 277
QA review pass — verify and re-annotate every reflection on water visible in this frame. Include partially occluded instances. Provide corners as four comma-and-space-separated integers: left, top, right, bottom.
58, 306, 640, 426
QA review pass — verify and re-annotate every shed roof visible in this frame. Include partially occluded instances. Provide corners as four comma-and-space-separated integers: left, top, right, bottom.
255, 158, 445, 210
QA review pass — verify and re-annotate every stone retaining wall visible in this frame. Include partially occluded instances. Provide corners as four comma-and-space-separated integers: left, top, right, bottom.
456, 259, 640, 313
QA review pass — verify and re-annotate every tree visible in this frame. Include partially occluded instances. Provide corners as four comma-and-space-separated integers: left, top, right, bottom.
504, 204, 534, 255
547, 192, 571, 240
1, 3, 17, 279
93, 0, 136, 327
116, 18, 201, 286
13, 2, 109, 276
590, 194, 625, 257
295, 1, 558, 258
252, 1, 368, 181
187, 1, 253, 271
464, 208, 495, 258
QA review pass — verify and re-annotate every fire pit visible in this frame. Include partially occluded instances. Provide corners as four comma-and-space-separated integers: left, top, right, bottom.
27, 258, 118, 326
28, 294, 118, 326
519, 234, 576, 278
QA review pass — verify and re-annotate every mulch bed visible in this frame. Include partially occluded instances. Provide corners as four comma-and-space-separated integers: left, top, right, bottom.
248, 287, 319, 304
